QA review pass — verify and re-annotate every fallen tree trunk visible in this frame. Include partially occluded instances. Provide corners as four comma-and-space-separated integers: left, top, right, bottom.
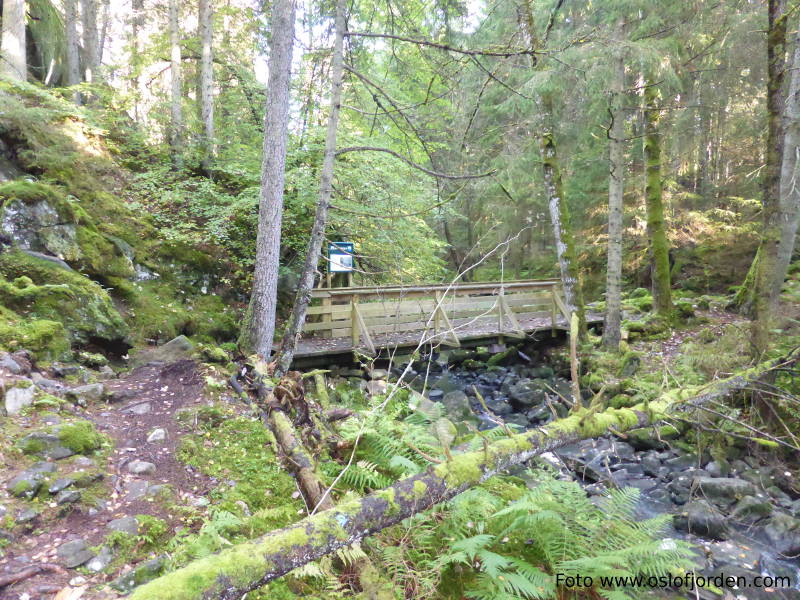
129, 353, 796, 600
269, 409, 335, 511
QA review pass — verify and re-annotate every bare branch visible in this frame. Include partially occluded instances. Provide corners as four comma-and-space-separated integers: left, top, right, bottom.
345, 30, 540, 57
336, 146, 496, 179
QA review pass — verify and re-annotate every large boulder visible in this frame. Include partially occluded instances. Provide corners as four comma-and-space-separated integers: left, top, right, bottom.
692, 476, 757, 506
440, 390, 478, 427
0, 249, 130, 351
0, 180, 134, 279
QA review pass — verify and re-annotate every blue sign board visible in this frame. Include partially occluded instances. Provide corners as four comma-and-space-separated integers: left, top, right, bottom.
328, 242, 354, 273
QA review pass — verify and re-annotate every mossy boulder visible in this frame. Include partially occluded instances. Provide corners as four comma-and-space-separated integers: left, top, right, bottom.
0, 180, 134, 280
0, 249, 129, 350
0, 304, 70, 360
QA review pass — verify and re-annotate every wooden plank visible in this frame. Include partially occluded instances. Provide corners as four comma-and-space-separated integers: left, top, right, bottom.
305, 293, 553, 317
352, 302, 376, 354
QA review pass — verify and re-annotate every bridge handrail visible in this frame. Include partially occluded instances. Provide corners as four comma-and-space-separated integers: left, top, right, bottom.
310, 278, 561, 300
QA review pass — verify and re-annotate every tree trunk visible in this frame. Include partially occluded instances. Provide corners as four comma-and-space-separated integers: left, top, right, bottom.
81, 0, 99, 83
539, 94, 586, 336
130, 0, 144, 120
274, 0, 346, 376
643, 81, 673, 317
64, 0, 81, 97
239, 0, 296, 357
752, 0, 788, 353
1, 0, 26, 81
169, 0, 184, 170
127, 354, 794, 600
771, 27, 800, 303
98, 0, 110, 65
603, 41, 625, 350
198, 0, 215, 173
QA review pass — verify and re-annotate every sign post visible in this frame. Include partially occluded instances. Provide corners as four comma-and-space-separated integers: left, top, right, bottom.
327, 242, 354, 287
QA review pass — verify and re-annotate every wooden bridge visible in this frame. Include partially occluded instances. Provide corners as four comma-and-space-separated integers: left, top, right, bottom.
294, 279, 599, 360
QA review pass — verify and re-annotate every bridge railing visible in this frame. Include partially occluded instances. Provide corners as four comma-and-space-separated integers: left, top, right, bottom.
304, 279, 571, 352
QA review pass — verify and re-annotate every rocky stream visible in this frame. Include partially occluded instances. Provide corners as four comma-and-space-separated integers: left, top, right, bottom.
368, 343, 800, 600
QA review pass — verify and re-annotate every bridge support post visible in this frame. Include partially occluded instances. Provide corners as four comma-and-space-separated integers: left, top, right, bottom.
551, 287, 557, 337
350, 294, 360, 348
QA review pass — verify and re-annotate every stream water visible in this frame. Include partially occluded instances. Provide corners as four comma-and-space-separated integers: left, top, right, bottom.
383, 345, 800, 600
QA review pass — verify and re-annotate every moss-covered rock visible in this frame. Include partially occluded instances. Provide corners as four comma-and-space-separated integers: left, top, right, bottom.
0, 304, 70, 360
0, 249, 129, 350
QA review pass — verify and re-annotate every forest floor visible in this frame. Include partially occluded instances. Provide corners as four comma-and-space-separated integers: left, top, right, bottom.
0, 307, 758, 599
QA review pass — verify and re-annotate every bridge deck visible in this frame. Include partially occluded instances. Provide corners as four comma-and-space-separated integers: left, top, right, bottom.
291, 279, 600, 360
293, 312, 602, 359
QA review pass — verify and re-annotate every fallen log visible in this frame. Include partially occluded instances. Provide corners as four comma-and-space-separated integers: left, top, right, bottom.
129, 352, 796, 600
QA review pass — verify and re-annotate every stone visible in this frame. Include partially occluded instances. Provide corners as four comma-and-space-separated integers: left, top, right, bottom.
57, 539, 95, 568
6, 470, 45, 498
15, 507, 39, 524
365, 380, 387, 396
56, 489, 81, 504
72, 456, 95, 468
125, 402, 152, 415
110, 557, 165, 593
52, 363, 81, 378
124, 479, 149, 500
673, 500, 729, 540
65, 383, 106, 406
764, 513, 800, 556
431, 372, 462, 394
440, 390, 477, 424
147, 428, 167, 442
108, 516, 139, 536
0, 504, 6, 518
141, 335, 195, 365
508, 378, 547, 407
664, 454, 698, 470
4, 384, 36, 415
369, 369, 389, 380
704, 460, 730, 478
19, 432, 74, 460
127, 460, 156, 475
98, 365, 116, 380
0, 352, 23, 374
31, 373, 65, 392
692, 476, 757, 506
187, 494, 210, 508
86, 546, 114, 572
427, 389, 444, 401
731, 495, 773, 524
641, 452, 662, 477
146, 484, 169, 497
48, 477, 76, 494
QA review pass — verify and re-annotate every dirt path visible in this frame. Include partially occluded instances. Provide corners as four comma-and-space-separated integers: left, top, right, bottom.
0, 359, 220, 600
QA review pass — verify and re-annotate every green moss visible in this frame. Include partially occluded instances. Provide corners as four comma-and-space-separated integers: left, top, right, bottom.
0, 305, 70, 359
412, 480, 427, 498
0, 249, 128, 347
58, 421, 105, 454
434, 453, 483, 486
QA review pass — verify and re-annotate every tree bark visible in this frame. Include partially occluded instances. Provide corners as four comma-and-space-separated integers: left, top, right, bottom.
603, 39, 626, 350
81, 0, 99, 83
239, 0, 296, 357
127, 353, 795, 600
539, 93, 586, 336
169, 0, 184, 170
643, 81, 673, 317
198, 0, 215, 173
274, 0, 346, 376
1, 0, 26, 81
64, 0, 81, 97
130, 0, 145, 120
752, 0, 788, 353
771, 26, 800, 303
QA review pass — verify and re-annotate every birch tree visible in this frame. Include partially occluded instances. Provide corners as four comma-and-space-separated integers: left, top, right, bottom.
239, 0, 297, 357
274, 0, 346, 375
603, 38, 626, 350
169, 0, 183, 169
1, 0, 26, 81
198, 0, 215, 173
